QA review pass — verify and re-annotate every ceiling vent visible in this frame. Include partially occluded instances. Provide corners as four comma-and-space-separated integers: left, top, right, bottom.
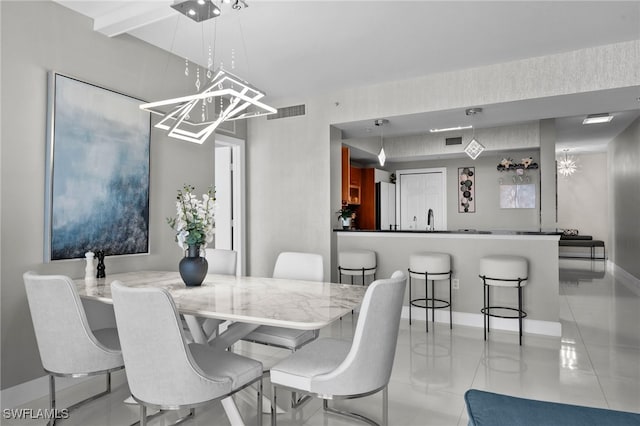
267, 104, 306, 120
445, 136, 463, 146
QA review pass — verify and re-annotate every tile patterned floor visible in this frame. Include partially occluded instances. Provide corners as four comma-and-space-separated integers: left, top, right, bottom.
6, 258, 639, 425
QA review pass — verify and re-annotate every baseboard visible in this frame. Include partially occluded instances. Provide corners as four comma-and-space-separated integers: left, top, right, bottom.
0, 374, 92, 410
401, 306, 562, 337
610, 262, 640, 295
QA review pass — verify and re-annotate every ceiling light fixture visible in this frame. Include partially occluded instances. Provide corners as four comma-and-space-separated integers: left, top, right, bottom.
375, 119, 388, 166
144, 0, 274, 144
463, 107, 484, 160
140, 68, 276, 144
582, 113, 613, 125
429, 125, 473, 133
171, 0, 221, 22
557, 149, 577, 177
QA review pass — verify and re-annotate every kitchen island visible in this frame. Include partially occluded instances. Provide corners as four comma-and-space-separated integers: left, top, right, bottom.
335, 229, 561, 337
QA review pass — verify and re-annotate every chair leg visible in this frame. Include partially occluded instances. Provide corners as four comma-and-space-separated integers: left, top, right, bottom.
271, 385, 277, 426
518, 285, 523, 346
382, 386, 389, 426
431, 279, 435, 325
449, 275, 453, 329
408, 274, 412, 325
48, 375, 55, 426
424, 273, 429, 333
257, 379, 263, 426
483, 280, 487, 341
140, 405, 147, 426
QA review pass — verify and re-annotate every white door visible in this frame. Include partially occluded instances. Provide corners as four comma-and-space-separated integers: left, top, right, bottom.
397, 168, 446, 230
214, 146, 233, 249
214, 135, 246, 275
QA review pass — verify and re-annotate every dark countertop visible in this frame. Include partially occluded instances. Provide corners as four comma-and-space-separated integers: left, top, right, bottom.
333, 228, 562, 236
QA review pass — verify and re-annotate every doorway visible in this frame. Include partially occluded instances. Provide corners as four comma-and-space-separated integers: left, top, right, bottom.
214, 134, 246, 275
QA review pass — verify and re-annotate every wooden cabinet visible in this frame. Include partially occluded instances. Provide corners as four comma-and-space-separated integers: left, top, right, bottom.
349, 166, 362, 204
341, 147, 350, 204
359, 168, 376, 230
340, 146, 375, 229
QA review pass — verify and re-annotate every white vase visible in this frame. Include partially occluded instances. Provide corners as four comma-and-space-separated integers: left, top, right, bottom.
340, 217, 351, 229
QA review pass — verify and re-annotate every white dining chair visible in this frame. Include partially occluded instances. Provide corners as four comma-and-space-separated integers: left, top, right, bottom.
241, 252, 323, 351
269, 271, 407, 426
111, 281, 264, 426
23, 271, 124, 426
206, 248, 238, 275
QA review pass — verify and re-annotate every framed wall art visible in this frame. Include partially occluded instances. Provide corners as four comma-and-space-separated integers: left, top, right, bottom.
500, 184, 536, 209
44, 73, 151, 261
459, 167, 475, 213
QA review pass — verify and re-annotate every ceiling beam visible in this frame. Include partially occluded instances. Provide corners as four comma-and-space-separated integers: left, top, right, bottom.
92, 2, 176, 37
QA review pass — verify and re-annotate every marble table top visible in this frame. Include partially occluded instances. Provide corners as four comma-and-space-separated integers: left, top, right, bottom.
75, 271, 367, 330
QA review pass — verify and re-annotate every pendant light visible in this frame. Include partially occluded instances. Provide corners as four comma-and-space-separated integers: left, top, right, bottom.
558, 149, 577, 177
375, 119, 388, 166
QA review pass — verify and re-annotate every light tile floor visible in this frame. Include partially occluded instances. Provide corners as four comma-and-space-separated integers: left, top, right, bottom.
7, 258, 639, 425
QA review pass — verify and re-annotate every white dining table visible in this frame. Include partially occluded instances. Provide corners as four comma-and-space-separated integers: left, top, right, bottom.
74, 271, 367, 426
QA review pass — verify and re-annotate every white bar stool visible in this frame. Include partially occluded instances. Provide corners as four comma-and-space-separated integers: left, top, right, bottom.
408, 252, 452, 332
338, 250, 377, 286
479, 255, 528, 345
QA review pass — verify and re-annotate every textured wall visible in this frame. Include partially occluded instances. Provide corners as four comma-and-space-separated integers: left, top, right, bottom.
0, 2, 215, 390
610, 117, 640, 278
557, 153, 609, 243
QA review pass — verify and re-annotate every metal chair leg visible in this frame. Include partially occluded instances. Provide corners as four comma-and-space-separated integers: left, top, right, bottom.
48, 375, 55, 426
382, 386, 389, 426
271, 385, 278, 426
140, 405, 147, 426
408, 273, 412, 325
257, 379, 263, 426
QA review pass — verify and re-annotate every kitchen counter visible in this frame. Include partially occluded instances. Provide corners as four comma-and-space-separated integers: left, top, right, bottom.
334, 228, 562, 235
335, 230, 561, 337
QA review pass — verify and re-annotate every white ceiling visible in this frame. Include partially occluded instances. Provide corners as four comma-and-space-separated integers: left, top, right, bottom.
54, 0, 640, 154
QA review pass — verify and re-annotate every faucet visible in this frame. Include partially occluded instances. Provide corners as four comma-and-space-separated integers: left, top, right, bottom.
427, 209, 434, 231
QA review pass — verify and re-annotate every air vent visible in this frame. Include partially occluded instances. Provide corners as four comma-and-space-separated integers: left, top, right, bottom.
267, 104, 306, 120
445, 136, 463, 146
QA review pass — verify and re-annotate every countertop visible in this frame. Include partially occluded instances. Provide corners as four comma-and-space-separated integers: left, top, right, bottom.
333, 228, 562, 236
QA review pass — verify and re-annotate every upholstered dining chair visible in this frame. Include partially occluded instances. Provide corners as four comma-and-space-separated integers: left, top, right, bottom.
111, 281, 264, 426
240, 252, 324, 352
269, 270, 407, 426
23, 271, 124, 426
182, 248, 238, 343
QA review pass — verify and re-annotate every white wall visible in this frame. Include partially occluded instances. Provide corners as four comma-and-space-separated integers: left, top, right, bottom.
609, 117, 640, 278
0, 2, 216, 391
557, 152, 609, 244
389, 149, 542, 231
246, 40, 639, 281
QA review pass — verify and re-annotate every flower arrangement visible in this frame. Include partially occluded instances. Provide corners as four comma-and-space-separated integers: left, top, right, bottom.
497, 156, 538, 171
337, 205, 354, 219
167, 185, 216, 250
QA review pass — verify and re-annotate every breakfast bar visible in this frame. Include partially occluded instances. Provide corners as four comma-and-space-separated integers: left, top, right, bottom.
335, 229, 562, 336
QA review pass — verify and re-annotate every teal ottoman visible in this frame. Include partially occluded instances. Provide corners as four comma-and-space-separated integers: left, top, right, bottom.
465, 389, 640, 426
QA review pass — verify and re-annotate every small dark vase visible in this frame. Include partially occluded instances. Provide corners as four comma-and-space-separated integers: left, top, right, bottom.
179, 244, 208, 287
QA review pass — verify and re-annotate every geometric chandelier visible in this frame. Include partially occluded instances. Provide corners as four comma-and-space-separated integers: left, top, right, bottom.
140, 0, 276, 144
557, 149, 577, 177
140, 68, 276, 144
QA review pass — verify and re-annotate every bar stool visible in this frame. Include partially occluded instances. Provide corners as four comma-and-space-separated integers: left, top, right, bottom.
408, 252, 452, 332
338, 250, 377, 285
479, 255, 528, 345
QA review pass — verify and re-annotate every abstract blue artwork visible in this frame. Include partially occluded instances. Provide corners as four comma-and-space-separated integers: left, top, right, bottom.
45, 73, 150, 261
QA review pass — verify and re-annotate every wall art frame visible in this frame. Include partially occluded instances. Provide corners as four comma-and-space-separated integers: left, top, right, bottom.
44, 72, 151, 261
459, 167, 475, 213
